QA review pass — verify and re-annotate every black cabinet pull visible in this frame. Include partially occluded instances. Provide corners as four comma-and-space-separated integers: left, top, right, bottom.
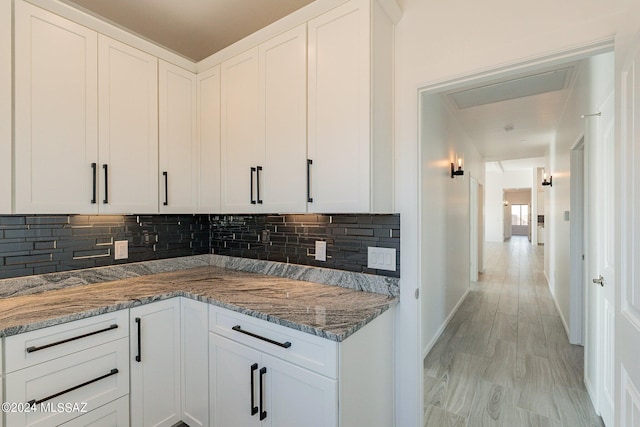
91, 163, 97, 204
135, 317, 142, 362
250, 167, 257, 204
102, 164, 109, 204
259, 366, 267, 421
27, 368, 119, 406
307, 159, 313, 203
163, 171, 168, 206
232, 325, 291, 348
256, 166, 263, 204
250, 363, 259, 416
26, 324, 118, 353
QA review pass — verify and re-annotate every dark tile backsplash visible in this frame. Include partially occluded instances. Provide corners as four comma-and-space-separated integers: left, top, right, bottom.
0, 215, 210, 279
0, 213, 400, 280
210, 214, 400, 278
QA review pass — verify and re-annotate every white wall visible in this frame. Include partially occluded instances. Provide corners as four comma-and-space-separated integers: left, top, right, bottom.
420, 94, 484, 356
393, 1, 629, 425
484, 170, 534, 242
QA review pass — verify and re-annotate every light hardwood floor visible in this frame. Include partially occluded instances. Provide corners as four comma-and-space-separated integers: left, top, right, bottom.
423, 236, 604, 427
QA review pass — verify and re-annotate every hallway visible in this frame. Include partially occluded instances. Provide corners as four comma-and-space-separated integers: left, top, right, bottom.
423, 237, 604, 426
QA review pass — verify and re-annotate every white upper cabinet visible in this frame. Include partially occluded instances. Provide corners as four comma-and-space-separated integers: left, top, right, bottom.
14, 1, 99, 214
307, 0, 395, 213
220, 25, 307, 214
98, 35, 158, 214
260, 24, 308, 213
197, 65, 222, 213
159, 60, 197, 213
0, 0, 11, 214
220, 47, 262, 213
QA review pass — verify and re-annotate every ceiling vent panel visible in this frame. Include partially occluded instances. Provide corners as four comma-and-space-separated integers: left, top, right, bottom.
449, 67, 572, 109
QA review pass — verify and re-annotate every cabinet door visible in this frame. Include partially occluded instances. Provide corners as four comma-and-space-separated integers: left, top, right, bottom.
209, 334, 261, 427
220, 47, 262, 213
0, 0, 11, 214
98, 35, 158, 214
262, 354, 338, 427
197, 65, 222, 213
14, 1, 98, 214
308, 1, 371, 213
260, 25, 308, 213
59, 395, 129, 427
159, 60, 197, 213
130, 299, 181, 427
181, 298, 209, 427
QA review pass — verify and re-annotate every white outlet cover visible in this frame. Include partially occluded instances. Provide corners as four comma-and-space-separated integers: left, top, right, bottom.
315, 241, 327, 262
114, 240, 129, 260
368, 247, 396, 271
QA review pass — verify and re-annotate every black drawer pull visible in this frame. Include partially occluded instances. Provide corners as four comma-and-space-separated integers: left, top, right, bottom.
259, 366, 267, 421
102, 164, 109, 204
250, 363, 259, 416
256, 166, 263, 204
250, 167, 256, 204
27, 368, 119, 406
232, 325, 291, 348
163, 171, 168, 206
26, 324, 118, 353
307, 159, 313, 203
91, 163, 97, 204
135, 317, 142, 362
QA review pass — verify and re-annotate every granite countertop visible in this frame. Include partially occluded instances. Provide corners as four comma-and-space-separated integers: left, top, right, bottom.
0, 265, 397, 342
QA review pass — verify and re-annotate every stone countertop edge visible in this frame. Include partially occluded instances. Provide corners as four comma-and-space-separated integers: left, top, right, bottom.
0, 290, 397, 342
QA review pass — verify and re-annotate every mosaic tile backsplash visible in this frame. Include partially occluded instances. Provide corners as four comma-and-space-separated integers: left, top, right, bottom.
0, 214, 400, 280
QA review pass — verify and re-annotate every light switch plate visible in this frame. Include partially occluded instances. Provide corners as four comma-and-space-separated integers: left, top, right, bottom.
114, 240, 128, 260
315, 241, 327, 261
368, 247, 396, 271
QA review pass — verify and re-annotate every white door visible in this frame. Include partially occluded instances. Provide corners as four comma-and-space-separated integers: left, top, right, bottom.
584, 91, 615, 426
98, 35, 158, 214
209, 334, 262, 427
262, 354, 337, 427
470, 176, 479, 281
159, 61, 197, 213
220, 47, 262, 213
14, 2, 98, 214
617, 26, 640, 427
260, 25, 307, 213
130, 300, 181, 427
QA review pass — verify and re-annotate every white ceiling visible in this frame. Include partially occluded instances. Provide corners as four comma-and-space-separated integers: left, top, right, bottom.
62, 0, 315, 61
442, 62, 580, 163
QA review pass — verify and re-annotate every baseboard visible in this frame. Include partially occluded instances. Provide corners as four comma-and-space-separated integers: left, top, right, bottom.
422, 287, 470, 359
542, 270, 571, 339
584, 376, 601, 416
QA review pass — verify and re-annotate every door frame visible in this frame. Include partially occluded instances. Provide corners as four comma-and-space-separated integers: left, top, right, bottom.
570, 137, 585, 345
470, 176, 479, 281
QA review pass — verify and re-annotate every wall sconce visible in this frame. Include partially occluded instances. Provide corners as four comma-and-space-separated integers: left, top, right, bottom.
451, 156, 464, 178
503, 200, 509, 206
541, 172, 553, 187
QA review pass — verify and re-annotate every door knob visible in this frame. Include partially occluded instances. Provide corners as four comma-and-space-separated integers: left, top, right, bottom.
593, 275, 604, 287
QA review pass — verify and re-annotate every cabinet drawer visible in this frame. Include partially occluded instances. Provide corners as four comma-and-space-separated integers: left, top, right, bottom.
5, 311, 128, 373
209, 306, 337, 378
5, 337, 129, 427
59, 396, 129, 427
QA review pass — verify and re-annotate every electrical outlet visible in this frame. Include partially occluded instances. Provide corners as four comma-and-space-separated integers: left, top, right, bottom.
315, 241, 327, 261
114, 240, 128, 260
368, 247, 396, 271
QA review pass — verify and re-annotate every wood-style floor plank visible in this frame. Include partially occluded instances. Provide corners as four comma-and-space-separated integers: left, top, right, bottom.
423, 237, 604, 427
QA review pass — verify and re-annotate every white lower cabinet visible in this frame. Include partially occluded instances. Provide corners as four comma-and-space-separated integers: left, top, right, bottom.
180, 298, 209, 427
130, 299, 181, 427
4, 338, 129, 427
210, 334, 337, 427
59, 396, 129, 427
